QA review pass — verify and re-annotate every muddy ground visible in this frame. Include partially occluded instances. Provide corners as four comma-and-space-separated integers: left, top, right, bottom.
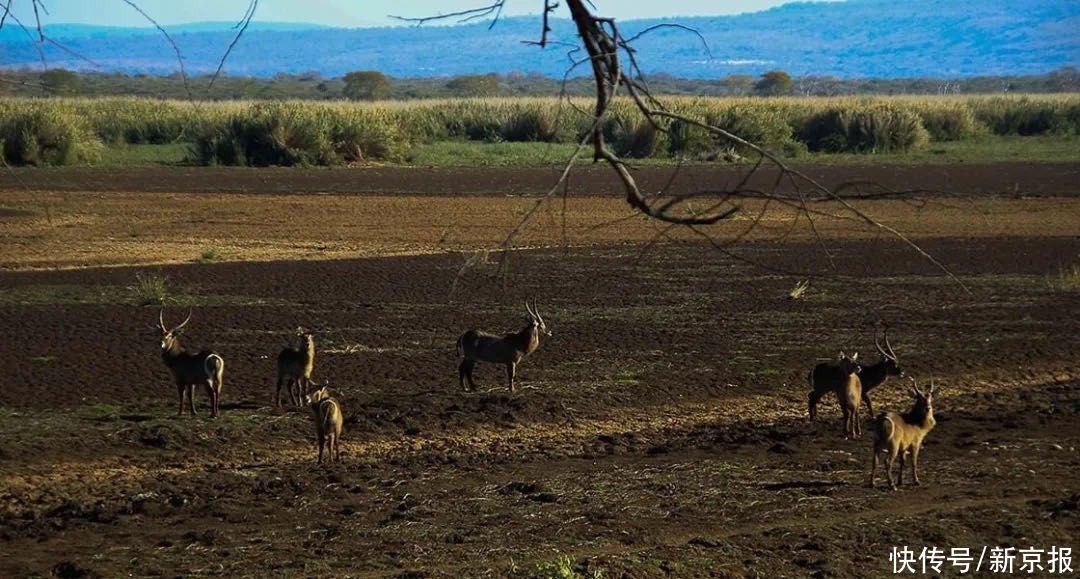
0, 164, 1078, 577
1, 162, 1077, 197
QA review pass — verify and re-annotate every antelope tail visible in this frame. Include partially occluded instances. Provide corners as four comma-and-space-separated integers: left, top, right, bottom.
875, 413, 894, 442
205, 354, 225, 386
456, 335, 464, 358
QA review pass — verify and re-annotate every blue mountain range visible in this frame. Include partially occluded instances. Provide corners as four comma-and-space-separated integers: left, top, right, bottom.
0, 0, 1076, 78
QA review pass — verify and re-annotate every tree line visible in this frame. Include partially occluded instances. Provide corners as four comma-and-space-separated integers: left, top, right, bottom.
2, 67, 1076, 100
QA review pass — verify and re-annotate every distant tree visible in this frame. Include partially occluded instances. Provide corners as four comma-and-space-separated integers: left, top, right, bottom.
343, 71, 392, 101
721, 74, 756, 96
445, 74, 504, 97
754, 70, 793, 96
41, 69, 82, 96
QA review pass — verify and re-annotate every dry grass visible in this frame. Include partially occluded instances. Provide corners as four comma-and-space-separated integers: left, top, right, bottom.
2, 94, 1076, 165
1048, 263, 1080, 291
1, 192, 1077, 270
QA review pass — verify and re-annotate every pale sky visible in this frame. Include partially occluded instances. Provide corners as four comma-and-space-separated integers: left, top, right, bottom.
4, 1, 823, 27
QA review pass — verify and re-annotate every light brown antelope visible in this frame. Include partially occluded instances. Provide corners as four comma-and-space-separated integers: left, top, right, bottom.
857, 327, 904, 415
156, 309, 224, 417
276, 328, 315, 407
456, 300, 550, 393
869, 378, 936, 490
304, 385, 343, 465
807, 352, 863, 438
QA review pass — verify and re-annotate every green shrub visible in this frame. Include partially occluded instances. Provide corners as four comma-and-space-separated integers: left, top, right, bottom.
917, 103, 982, 141
461, 114, 505, 142
189, 102, 336, 166
132, 272, 169, 306
971, 97, 1079, 136
603, 114, 658, 158
667, 118, 716, 157
84, 99, 189, 144
706, 103, 794, 151
0, 106, 102, 166
189, 114, 246, 166
236, 102, 336, 166
798, 102, 929, 153
332, 113, 408, 163
500, 107, 562, 142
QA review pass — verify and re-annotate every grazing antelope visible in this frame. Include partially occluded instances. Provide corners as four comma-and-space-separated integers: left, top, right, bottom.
156, 309, 225, 417
807, 352, 864, 438
456, 300, 550, 393
276, 328, 315, 407
305, 385, 343, 465
857, 327, 904, 416
869, 378, 936, 490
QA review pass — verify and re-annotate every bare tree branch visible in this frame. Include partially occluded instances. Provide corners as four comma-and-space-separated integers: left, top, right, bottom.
0, 0, 12, 31
120, 0, 191, 99
208, 0, 259, 89
6, 12, 47, 70
555, 0, 968, 291
31, 0, 44, 41
43, 36, 101, 68
234, 0, 257, 30
390, 2, 507, 28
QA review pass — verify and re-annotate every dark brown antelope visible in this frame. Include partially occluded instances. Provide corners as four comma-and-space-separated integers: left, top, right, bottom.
807, 351, 864, 438
305, 385, 343, 465
857, 327, 904, 415
276, 328, 315, 407
869, 378, 936, 490
156, 309, 224, 417
456, 300, 550, 393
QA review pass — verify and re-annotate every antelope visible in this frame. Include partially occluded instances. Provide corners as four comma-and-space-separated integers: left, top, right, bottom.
456, 300, 550, 393
156, 309, 224, 417
857, 327, 904, 416
869, 378, 936, 490
807, 352, 863, 438
276, 328, 315, 407
304, 385, 343, 465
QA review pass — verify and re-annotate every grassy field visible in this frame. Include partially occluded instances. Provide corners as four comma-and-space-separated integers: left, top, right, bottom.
92, 134, 1080, 168
2, 94, 1078, 167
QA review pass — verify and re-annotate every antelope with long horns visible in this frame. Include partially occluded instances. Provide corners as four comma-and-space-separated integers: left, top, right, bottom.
156, 309, 225, 417
869, 378, 936, 490
276, 328, 315, 407
456, 300, 550, 393
857, 327, 904, 416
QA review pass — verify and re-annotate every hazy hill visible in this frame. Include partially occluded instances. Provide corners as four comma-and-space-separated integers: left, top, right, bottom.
0, 0, 1075, 78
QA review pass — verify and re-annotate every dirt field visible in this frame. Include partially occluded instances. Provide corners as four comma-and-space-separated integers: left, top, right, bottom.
0, 164, 1077, 577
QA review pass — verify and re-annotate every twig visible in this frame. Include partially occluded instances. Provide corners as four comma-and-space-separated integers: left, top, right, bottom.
120, 0, 191, 99
208, 0, 259, 89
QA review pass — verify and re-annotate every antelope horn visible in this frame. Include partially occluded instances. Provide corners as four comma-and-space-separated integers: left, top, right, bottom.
910, 376, 922, 397
158, 308, 168, 332
525, 299, 537, 320
173, 308, 193, 333
533, 302, 544, 326
875, 331, 888, 357
928, 378, 936, 394
884, 326, 897, 360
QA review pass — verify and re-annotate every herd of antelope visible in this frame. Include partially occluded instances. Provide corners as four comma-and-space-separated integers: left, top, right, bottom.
155, 306, 935, 488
